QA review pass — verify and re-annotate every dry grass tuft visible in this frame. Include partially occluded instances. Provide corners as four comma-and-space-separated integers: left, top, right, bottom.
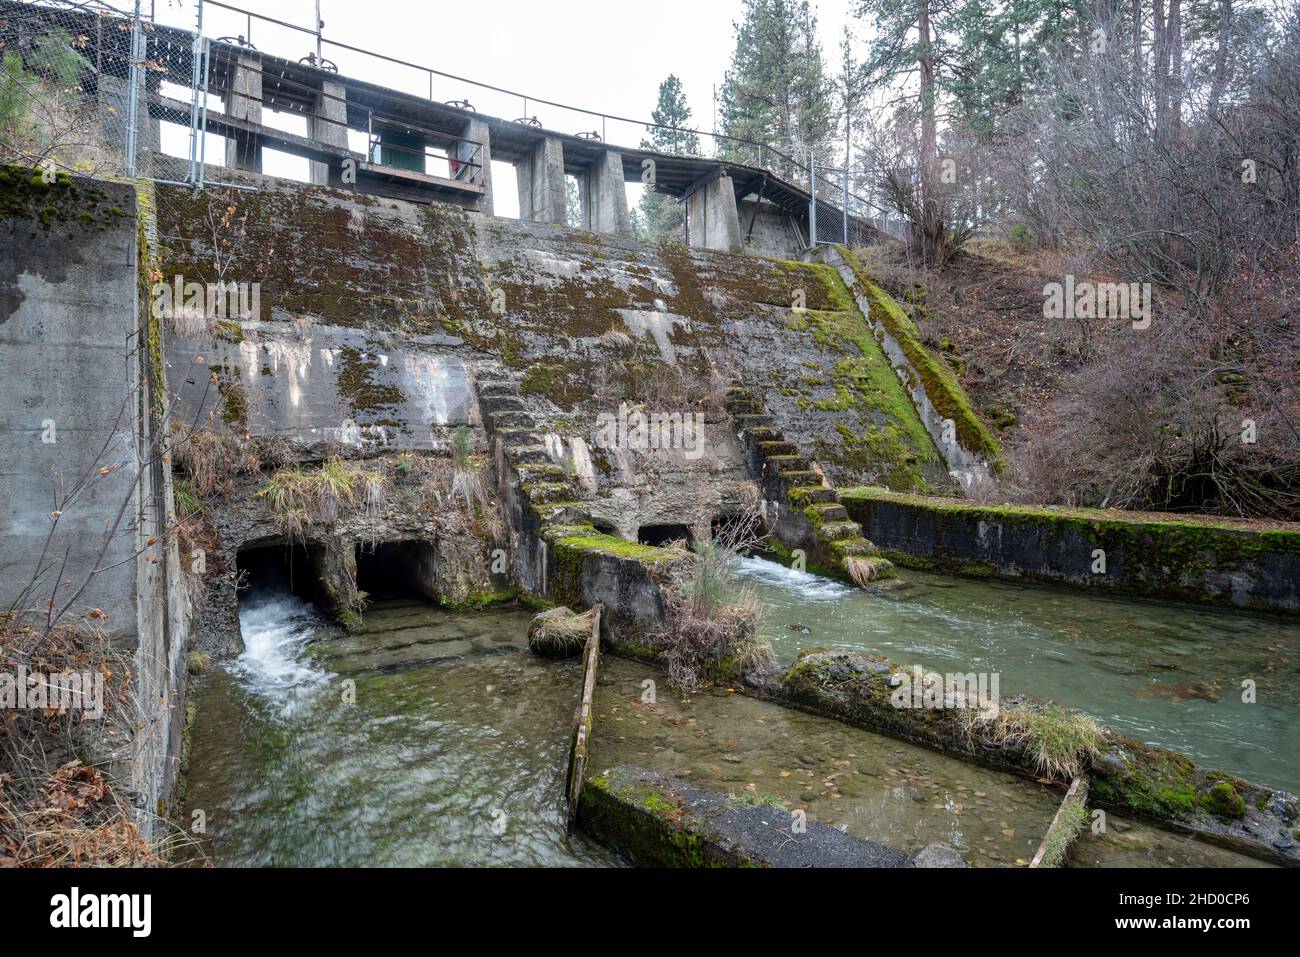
961, 704, 1104, 780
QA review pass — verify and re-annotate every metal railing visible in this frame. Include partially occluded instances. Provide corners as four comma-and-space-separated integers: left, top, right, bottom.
0, 0, 900, 240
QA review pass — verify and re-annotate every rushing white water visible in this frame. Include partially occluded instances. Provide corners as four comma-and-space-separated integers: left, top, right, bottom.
734, 555, 854, 601
229, 593, 333, 717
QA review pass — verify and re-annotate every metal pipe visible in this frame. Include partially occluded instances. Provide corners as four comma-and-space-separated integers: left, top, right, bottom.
842, 160, 848, 245
125, 0, 144, 177
199, 36, 211, 187
187, 0, 205, 183
809, 149, 817, 247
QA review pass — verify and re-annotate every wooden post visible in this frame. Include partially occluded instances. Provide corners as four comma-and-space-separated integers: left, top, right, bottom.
1030, 774, 1090, 868
565, 603, 602, 832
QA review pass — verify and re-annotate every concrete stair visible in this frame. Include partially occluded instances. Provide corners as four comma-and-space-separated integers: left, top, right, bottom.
725, 386, 893, 584
473, 371, 589, 519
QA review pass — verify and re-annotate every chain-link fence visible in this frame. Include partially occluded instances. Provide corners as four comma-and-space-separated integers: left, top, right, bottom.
0, 0, 204, 183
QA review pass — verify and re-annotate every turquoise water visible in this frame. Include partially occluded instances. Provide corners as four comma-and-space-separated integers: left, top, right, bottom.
735, 557, 1300, 794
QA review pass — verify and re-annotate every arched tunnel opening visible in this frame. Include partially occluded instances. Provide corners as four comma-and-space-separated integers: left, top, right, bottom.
637, 523, 695, 549
355, 540, 439, 603
236, 540, 331, 609
711, 514, 747, 542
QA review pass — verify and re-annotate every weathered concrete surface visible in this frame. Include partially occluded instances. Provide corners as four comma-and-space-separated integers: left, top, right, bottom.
812, 245, 1001, 491
165, 321, 478, 452
153, 175, 948, 536
515, 135, 566, 225
841, 487, 1300, 612
754, 648, 1300, 866
737, 196, 804, 258
1, 174, 189, 836
579, 765, 921, 867
577, 149, 631, 235
224, 53, 263, 172
686, 170, 741, 253
308, 78, 348, 186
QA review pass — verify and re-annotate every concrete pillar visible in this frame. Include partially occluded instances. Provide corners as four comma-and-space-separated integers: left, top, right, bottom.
463, 117, 494, 216
686, 170, 742, 253
578, 150, 631, 235
308, 78, 347, 186
516, 136, 566, 224
224, 53, 262, 172
97, 73, 159, 176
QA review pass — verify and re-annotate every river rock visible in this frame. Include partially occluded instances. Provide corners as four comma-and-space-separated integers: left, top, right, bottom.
909, 844, 968, 868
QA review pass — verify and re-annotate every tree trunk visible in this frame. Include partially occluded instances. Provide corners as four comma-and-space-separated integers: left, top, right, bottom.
1207, 0, 1234, 120
917, 0, 943, 263
1169, 0, 1184, 138
1153, 0, 1169, 141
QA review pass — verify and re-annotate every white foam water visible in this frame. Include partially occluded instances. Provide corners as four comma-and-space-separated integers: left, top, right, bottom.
229, 592, 333, 717
734, 555, 855, 602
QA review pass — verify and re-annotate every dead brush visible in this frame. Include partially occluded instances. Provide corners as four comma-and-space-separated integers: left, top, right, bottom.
171, 423, 255, 496
651, 508, 772, 690
359, 470, 388, 548
844, 554, 892, 588
0, 614, 183, 867
448, 425, 490, 516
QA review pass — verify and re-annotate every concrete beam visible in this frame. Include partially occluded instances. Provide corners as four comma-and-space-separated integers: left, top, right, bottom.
308, 78, 348, 186
578, 150, 631, 235
686, 170, 742, 253
516, 136, 567, 224
224, 53, 263, 172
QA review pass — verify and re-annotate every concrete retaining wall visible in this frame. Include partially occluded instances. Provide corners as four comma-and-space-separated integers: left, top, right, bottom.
841, 487, 1300, 612
0, 172, 190, 835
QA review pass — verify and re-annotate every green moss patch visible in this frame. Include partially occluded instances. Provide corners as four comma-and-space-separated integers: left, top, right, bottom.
835, 245, 1003, 466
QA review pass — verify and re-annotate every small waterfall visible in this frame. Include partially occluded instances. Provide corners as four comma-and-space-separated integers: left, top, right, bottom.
229, 592, 332, 717
735, 555, 854, 602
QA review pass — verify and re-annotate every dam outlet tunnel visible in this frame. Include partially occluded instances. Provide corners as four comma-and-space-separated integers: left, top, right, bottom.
355, 540, 439, 602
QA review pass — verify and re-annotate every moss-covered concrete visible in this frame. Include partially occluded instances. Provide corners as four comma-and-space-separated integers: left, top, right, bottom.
840, 486, 1300, 611
760, 648, 1299, 865
577, 765, 914, 867
832, 245, 1003, 467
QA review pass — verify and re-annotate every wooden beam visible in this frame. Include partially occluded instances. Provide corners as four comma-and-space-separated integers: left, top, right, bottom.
565, 604, 603, 832
1030, 774, 1091, 868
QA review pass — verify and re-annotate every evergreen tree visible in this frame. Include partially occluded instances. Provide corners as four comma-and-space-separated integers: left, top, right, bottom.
719, 0, 836, 170
635, 75, 699, 243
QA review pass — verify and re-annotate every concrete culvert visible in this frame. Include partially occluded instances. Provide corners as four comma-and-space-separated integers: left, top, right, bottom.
236, 540, 331, 610
637, 523, 694, 548
355, 540, 438, 602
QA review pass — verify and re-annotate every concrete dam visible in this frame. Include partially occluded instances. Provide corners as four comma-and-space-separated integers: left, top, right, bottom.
2, 0, 1299, 875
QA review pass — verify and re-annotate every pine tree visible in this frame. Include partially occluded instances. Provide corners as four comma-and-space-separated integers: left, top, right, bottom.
634, 75, 699, 243
719, 0, 836, 170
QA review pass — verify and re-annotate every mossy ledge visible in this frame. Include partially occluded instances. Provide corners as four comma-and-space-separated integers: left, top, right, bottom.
577, 765, 917, 867
839, 486, 1300, 611
755, 648, 1299, 865
829, 245, 1003, 469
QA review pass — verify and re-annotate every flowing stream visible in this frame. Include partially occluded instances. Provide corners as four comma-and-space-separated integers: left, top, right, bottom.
183, 563, 1288, 868
183, 592, 624, 866
734, 556, 1300, 795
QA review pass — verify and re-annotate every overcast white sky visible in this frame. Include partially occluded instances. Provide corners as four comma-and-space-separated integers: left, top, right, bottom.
148, 0, 867, 214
